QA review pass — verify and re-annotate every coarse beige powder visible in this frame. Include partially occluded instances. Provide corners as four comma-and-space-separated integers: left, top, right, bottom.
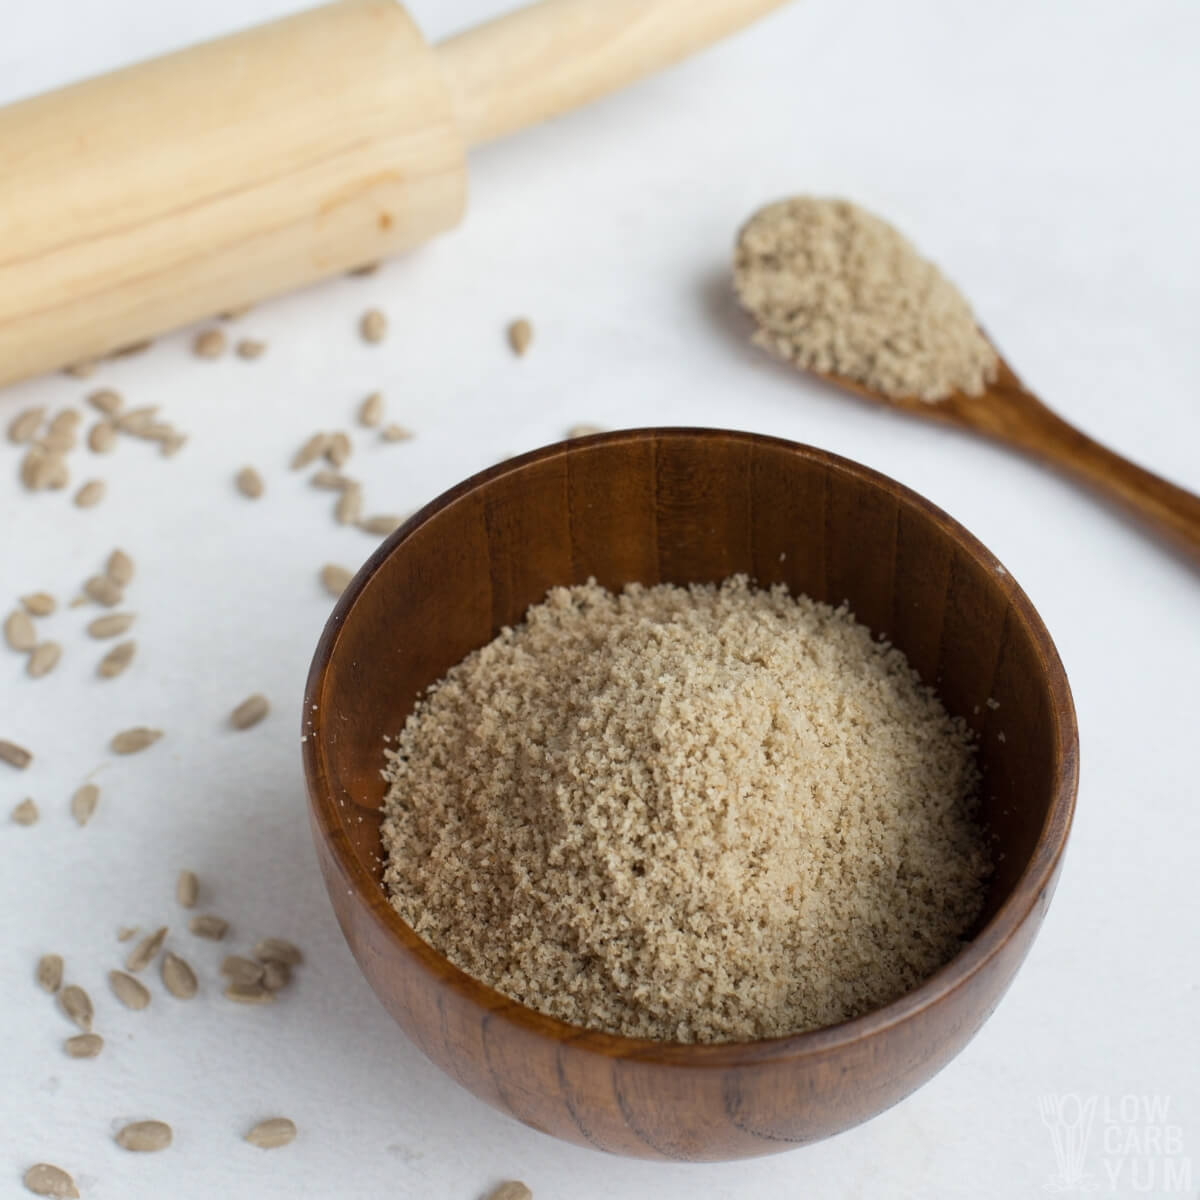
734, 196, 998, 402
381, 577, 990, 1043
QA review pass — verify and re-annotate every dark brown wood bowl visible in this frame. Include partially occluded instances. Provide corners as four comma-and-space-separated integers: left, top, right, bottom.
303, 428, 1078, 1161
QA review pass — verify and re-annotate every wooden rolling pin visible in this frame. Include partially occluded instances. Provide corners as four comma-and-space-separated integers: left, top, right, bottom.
0, 0, 789, 387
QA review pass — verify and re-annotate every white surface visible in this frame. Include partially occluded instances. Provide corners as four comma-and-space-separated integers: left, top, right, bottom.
2, 0, 1198, 1196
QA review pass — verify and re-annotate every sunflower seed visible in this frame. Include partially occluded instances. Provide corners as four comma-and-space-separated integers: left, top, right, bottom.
37, 954, 64, 993
245, 1117, 296, 1149
231, 693, 269, 730
115, 1120, 172, 1152
109, 338, 153, 359
87, 388, 124, 416
360, 308, 387, 343
487, 1185, 532, 1200
224, 981, 275, 1005
8, 406, 44, 443
0, 738, 33, 768
12, 798, 39, 825
22, 1162, 79, 1198
71, 784, 99, 826
64, 1032, 104, 1059
65, 359, 98, 378
325, 432, 352, 468
111, 727, 161, 754
219, 303, 254, 320
507, 318, 533, 357
189, 914, 228, 940
59, 984, 92, 1030
358, 392, 384, 427
348, 260, 380, 276
193, 328, 226, 358
359, 514, 403, 536
106, 548, 134, 586
19, 446, 45, 489
291, 433, 330, 470
117, 926, 138, 942
75, 480, 106, 508
310, 468, 351, 490
566, 424, 604, 438
254, 937, 303, 967
235, 338, 266, 360
335, 483, 362, 525
235, 466, 264, 499
161, 952, 198, 1000
109, 969, 151, 1010
44, 411, 80, 452
115, 406, 160, 435
22, 593, 56, 616
125, 926, 167, 972
87, 612, 135, 639
320, 564, 353, 597
176, 869, 198, 909
28, 643, 62, 678
97, 640, 136, 679
380, 423, 413, 442
221, 956, 265, 987
5, 609, 37, 651
39, 452, 70, 490
87, 420, 117, 453
84, 575, 123, 606
261, 960, 291, 991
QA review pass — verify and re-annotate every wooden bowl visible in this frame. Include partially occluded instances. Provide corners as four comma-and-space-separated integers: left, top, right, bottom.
303, 428, 1078, 1161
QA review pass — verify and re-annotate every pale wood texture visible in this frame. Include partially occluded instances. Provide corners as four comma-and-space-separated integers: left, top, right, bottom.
0, 0, 467, 386
437, 0, 792, 146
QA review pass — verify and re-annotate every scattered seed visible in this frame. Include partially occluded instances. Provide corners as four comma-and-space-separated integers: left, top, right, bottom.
488, 1184, 532, 1200
8, 407, 45, 444
84, 575, 123, 606
193, 328, 226, 359
109, 969, 151, 1010
231, 693, 269, 730
109, 338, 153, 359
291, 433, 330, 470
0, 738, 33, 768
74, 480, 106, 508
87, 388, 124, 416
359, 392, 384, 427
359, 514, 403, 536
224, 981, 275, 1005
97, 640, 136, 679
22, 1163, 79, 1198
22, 593, 56, 617
37, 954, 64, 993
12, 798, 39, 825
160, 431, 188, 457
125, 926, 168, 972
235, 338, 267, 360
161, 952, 198, 1000
28, 643, 62, 678
59, 984, 92, 1030
348, 260, 380, 276
235, 466, 264, 499
40, 452, 70, 490
115, 1120, 172, 1152
6, 609, 37, 651
325, 432, 352, 468
115, 406, 160, 435
71, 784, 99, 826
221, 956, 264, 987
310, 468, 351, 490
87, 612, 135, 639
64, 1032, 104, 1059
507, 318, 533, 357
45, 410, 81, 452
254, 937, 303, 967
360, 308, 387, 343
261, 960, 291, 991
245, 1117, 296, 1149
19, 446, 45, 489
335, 483, 362, 525
380, 423, 413, 442
320, 564, 353, 597
88, 420, 117, 453
106, 549, 135, 586
117, 926, 138, 942
111, 727, 161, 755
65, 359, 98, 378
219, 303, 254, 320
566, 424, 604, 438
189, 914, 229, 940
176, 870, 198, 909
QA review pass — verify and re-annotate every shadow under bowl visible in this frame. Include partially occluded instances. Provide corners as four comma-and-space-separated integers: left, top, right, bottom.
303, 427, 1078, 1161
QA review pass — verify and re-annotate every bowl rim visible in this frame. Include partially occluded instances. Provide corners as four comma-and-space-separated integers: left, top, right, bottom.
304, 426, 1079, 1066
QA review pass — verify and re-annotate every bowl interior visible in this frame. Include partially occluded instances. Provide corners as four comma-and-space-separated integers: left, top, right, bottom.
311, 429, 1069, 972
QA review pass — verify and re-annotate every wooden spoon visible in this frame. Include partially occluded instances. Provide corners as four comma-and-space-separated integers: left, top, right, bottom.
809, 353, 1200, 566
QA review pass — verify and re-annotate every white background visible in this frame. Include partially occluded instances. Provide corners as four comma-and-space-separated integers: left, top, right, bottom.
2, 1, 1198, 1197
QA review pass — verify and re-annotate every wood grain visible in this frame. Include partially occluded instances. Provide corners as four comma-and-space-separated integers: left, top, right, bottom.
304, 428, 1078, 1160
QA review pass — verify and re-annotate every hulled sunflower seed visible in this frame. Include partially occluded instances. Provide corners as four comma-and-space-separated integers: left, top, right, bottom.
87, 388, 124, 416
75, 480, 106, 508
65, 359, 98, 378
219, 303, 254, 320
0, 738, 33, 769
159, 431, 187, 457
5, 609, 37, 651
359, 514, 403, 536
12, 798, 39, 825
64, 1032, 104, 1059
231, 694, 269, 730
109, 969, 151, 1010
359, 392, 384, 427
97, 640, 136, 679
261, 960, 291, 991
106, 548, 134, 585
88, 420, 117, 453
115, 1120, 172, 1152
335, 483, 362, 525
235, 466, 264, 499
348, 260, 380, 276
320, 564, 353, 597
28, 643, 62, 678
22, 593, 56, 617
110, 727, 161, 754
326, 432, 352, 468
115, 406, 160, 435
59, 984, 92, 1030
487, 1184, 532, 1200
84, 575, 122, 606
44, 410, 81, 452
19, 446, 45, 489
310, 468, 351, 490
189, 914, 228, 940
161, 952, 198, 1000
360, 308, 387, 343
110, 338, 153, 359
221, 956, 264, 987
176, 869, 198, 908
254, 937, 303, 967
117, 926, 138, 942
380, 423, 413, 442
71, 784, 99, 826
224, 981, 275, 1005
291, 433, 330, 470
37, 954, 64, 993
507, 318, 533, 357
125, 926, 168, 972
39, 452, 70, 490
87, 612, 135, 639
566, 424, 604, 438
193, 328, 226, 358
235, 338, 266, 360
22, 1162, 79, 1198
245, 1117, 296, 1149
8, 406, 44, 444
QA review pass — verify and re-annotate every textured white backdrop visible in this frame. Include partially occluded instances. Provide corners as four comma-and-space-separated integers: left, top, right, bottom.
2, 1, 1198, 1197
